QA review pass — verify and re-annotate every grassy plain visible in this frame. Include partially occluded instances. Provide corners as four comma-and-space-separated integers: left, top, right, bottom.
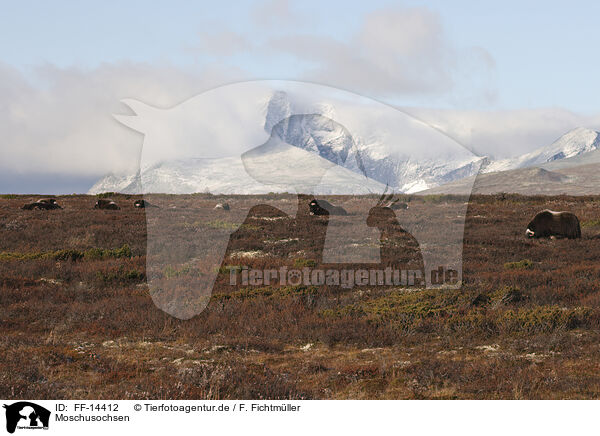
2, 193, 600, 399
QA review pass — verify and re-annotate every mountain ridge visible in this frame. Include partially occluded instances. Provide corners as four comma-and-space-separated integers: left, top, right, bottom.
89, 90, 600, 195
480, 127, 600, 174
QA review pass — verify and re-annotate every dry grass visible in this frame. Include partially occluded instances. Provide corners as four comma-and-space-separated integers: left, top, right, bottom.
2, 193, 600, 399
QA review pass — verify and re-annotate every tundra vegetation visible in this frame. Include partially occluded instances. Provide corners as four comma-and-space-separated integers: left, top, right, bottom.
1, 193, 600, 399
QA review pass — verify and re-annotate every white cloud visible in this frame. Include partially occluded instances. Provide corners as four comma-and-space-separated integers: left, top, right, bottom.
264, 7, 495, 102
1, 60, 599, 191
1, 3, 598, 191
406, 107, 600, 158
0, 62, 249, 179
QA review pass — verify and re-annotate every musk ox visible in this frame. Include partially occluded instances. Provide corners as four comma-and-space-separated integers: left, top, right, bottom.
134, 199, 157, 208
309, 199, 348, 216
38, 198, 58, 205
22, 198, 62, 210
94, 199, 120, 210
388, 200, 409, 210
214, 203, 230, 211
526, 210, 581, 239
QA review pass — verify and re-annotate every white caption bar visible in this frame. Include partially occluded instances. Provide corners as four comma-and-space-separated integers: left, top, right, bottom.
0, 400, 595, 435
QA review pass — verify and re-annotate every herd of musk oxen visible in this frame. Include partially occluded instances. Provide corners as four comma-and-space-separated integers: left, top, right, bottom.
18, 195, 582, 240
21, 198, 158, 210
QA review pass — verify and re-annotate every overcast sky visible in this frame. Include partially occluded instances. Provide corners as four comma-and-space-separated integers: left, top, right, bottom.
2, 0, 600, 193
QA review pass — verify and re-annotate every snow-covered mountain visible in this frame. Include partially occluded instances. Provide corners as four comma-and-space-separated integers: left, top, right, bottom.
422, 128, 600, 196
90, 125, 600, 195
91, 86, 483, 195
89, 83, 600, 195
90, 172, 141, 194
480, 127, 600, 173
262, 108, 483, 194
89, 154, 387, 196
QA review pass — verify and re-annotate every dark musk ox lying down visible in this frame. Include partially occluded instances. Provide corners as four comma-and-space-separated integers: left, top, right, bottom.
309, 199, 348, 216
94, 199, 120, 210
22, 198, 62, 210
134, 199, 158, 208
526, 210, 581, 239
